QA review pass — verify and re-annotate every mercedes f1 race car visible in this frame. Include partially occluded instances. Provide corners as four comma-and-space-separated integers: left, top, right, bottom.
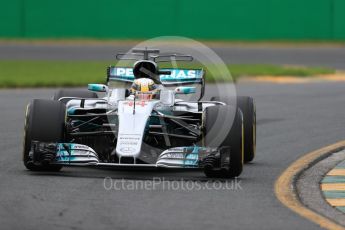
23, 48, 256, 178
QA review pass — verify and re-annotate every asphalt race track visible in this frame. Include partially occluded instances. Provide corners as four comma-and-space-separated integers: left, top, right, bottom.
1, 82, 345, 230
0, 43, 345, 70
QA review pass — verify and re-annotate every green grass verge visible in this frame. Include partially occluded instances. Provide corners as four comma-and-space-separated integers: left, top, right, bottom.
0, 60, 335, 87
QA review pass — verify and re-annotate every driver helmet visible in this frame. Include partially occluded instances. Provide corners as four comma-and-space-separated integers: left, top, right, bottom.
130, 78, 159, 100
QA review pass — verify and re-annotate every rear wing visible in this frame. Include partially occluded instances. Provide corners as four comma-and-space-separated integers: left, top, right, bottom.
107, 67, 204, 86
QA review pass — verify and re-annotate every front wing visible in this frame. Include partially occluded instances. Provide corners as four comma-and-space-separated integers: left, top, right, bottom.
28, 141, 230, 170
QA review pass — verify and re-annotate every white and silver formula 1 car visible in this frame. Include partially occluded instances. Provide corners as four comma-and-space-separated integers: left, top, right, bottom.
23, 49, 256, 178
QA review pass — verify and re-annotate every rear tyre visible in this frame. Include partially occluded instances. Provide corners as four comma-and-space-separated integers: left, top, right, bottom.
203, 106, 244, 178
211, 96, 256, 163
23, 99, 66, 171
53, 89, 98, 104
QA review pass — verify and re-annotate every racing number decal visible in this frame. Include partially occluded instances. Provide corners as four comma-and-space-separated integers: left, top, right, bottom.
125, 101, 147, 107
139, 101, 147, 107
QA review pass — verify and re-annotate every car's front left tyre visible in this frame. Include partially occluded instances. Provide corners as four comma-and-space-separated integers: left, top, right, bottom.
23, 99, 66, 171
211, 96, 256, 163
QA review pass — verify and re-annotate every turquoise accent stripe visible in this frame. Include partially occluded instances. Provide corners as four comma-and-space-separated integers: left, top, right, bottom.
322, 176, 345, 183
56, 143, 76, 162
67, 107, 76, 115
183, 146, 204, 167
323, 191, 345, 198
88, 84, 107, 92
336, 206, 345, 213
176, 87, 196, 94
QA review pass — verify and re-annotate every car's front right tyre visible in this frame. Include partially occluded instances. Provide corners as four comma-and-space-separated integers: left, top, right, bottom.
23, 99, 66, 171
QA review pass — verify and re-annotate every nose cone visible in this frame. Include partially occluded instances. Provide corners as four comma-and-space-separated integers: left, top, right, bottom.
115, 100, 159, 161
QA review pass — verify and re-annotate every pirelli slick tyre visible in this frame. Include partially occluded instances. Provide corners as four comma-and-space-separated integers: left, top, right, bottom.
203, 105, 244, 178
211, 96, 256, 163
53, 89, 98, 104
23, 99, 66, 171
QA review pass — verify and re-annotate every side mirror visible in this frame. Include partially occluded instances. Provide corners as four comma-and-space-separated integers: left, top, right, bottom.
175, 86, 196, 94
88, 84, 108, 92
